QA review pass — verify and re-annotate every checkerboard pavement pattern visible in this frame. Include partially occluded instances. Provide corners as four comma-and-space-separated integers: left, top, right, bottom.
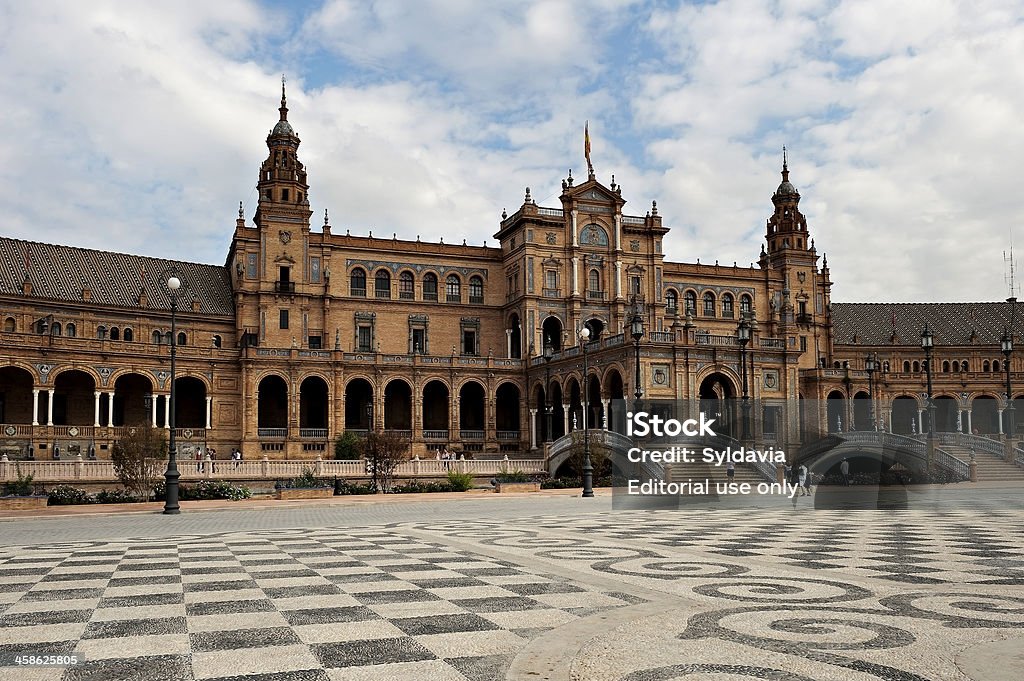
523, 508, 1024, 585
0, 528, 643, 681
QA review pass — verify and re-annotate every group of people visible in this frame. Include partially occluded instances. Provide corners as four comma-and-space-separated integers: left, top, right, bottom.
190, 447, 244, 472
785, 462, 814, 496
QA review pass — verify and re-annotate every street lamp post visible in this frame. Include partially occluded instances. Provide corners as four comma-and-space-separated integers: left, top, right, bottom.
543, 341, 553, 443
579, 326, 594, 498
162, 274, 182, 515
865, 353, 878, 431
630, 309, 644, 409
737, 315, 751, 440
1002, 328, 1015, 438
921, 324, 936, 437
366, 403, 373, 431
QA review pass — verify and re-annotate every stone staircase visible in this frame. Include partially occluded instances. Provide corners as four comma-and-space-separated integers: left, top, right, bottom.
940, 443, 1024, 482
665, 461, 766, 487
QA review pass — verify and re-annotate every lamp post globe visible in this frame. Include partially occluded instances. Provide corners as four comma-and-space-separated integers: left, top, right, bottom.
1002, 328, 1015, 439
920, 324, 936, 437
578, 326, 593, 498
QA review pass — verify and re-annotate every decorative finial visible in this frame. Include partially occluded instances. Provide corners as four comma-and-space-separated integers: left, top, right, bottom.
567, 169, 573, 186
823, 253, 828, 268
610, 174, 616, 189
524, 187, 532, 203
279, 74, 288, 121
462, 238, 467, 246
324, 208, 329, 226
783, 145, 788, 171
501, 208, 507, 220
393, 233, 397, 240
651, 200, 658, 216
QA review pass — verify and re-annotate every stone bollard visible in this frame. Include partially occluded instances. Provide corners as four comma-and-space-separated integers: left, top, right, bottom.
261, 454, 269, 478
413, 457, 421, 476
75, 454, 84, 480
458, 454, 466, 474
204, 454, 213, 479
315, 454, 323, 477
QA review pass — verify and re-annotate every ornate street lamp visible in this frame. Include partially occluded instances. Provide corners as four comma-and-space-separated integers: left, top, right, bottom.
865, 353, 878, 431
366, 402, 374, 431
630, 307, 644, 408
1002, 328, 1015, 438
543, 340, 554, 443
736, 315, 752, 440
579, 326, 594, 498
921, 324, 936, 437
162, 274, 182, 515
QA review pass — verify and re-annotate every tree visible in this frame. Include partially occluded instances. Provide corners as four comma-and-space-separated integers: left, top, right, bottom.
111, 425, 167, 500
334, 431, 362, 460
360, 430, 410, 493
566, 431, 613, 482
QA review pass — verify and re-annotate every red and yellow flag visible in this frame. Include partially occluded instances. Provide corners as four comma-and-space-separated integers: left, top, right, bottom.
584, 121, 591, 167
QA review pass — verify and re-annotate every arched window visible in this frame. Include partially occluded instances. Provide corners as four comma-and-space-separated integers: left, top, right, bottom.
993, 360, 1000, 372
961, 360, 969, 372
123, 328, 133, 342
469, 275, 484, 303
65, 323, 75, 337
913, 361, 921, 373
666, 289, 678, 312
942, 360, 950, 372
2, 317, 14, 332
722, 293, 734, 318
703, 292, 716, 317
350, 268, 366, 297
152, 330, 162, 344
213, 335, 222, 348
423, 273, 438, 301
684, 291, 697, 315
903, 360, 911, 372
446, 274, 461, 302
399, 271, 414, 300
375, 270, 391, 299
983, 360, 991, 372
109, 327, 119, 341
51, 322, 62, 337
177, 332, 187, 346
588, 269, 601, 293
97, 325, 107, 340
740, 294, 753, 314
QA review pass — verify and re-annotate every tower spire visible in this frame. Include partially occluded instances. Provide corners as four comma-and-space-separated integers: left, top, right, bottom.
279, 74, 288, 121
782, 145, 789, 181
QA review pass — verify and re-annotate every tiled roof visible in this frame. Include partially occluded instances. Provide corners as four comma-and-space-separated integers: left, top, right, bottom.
0, 237, 234, 316
832, 302, 1021, 347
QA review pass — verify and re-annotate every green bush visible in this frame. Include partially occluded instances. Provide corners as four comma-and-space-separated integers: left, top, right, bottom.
393, 479, 453, 493
334, 432, 362, 460
47, 485, 93, 505
287, 467, 329, 489
333, 479, 375, 495
495, 469, 529, 483
180, 480, 253, 501
446, 470, 474, 491
4, 467, 37, 496
94, 489, 138, 504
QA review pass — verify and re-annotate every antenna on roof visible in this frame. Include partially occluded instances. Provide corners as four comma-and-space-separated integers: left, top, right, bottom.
1005, 241, 1020, 299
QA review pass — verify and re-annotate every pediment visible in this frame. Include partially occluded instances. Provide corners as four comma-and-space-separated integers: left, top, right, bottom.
274, 255, 296, 264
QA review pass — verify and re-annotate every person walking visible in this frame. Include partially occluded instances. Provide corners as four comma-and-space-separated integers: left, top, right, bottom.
798, 463, 811, 495
840, 458, 850, 486
726, 460, 735, 482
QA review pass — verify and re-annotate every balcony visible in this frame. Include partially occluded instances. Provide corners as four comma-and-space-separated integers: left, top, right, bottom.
258, 428, 287, 438
446, 294, 461, 303
797, 313, 813, 324
649, 331, 674, 343
587, 290, 606, 301
299, 428, 328, 439
459, 430, 485, 440
469, 295, 484, 304
423, 290, 438, 301
274, 281, 295, 293
496, 430, 520, 441
351, 287, 367, 298
375, 289, 391, 299
543, 288, 561, 298
423, 430, 449, 440
400, 290, 414, 300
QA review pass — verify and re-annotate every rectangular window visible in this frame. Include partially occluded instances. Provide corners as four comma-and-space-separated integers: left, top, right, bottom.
308, 335, 322, 349
279, 310, 289, 330
282, 188, 289, 202
462, 329, 477, 356
310, 257, 321, 283
412, 328, 426, 354
800, 336, 807, 352
246, 253, 258, 278
357, 326, 372, 352
545, 271, 557, 289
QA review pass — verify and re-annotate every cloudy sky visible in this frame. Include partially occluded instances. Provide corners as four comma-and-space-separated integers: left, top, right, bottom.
2, 0, 1022, 303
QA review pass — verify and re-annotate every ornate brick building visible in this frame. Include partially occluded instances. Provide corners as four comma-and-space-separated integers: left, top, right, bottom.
0, 87, 1017, 463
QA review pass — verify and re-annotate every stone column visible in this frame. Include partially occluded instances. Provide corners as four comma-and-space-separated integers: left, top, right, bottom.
614, 213, 621, 251
917, 409, 924, 433
151, 397, 158, 428
563, 403, 570, 434
967, 410, 973, 434
602, 399, 610, 430
505, 329, 512, 358
32, 389, 39, 426
615, 261, 622, 299
107, 392, 114, 427
163, 396, 170, 429
571, 210, 578, 247
571, 257, 579, 295
998, 408, 1004, 435
529, 408, 538, 449
47, 389, 54, 426
206, 396, 212, 429
93, 392, 101, 427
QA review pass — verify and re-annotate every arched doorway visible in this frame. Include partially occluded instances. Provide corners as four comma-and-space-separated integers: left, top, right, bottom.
300, 376, 329, 435
384, 379, 412, 431
587, 374, 602, 428
542, 316, 563, 353
459, 382, 485, 436
113, 373, 153, 426
606, 369, 625, 433
422, 380, 450, 437
566, 378, 582, 431
52, 370, 96, 425
0, 367, 34, 424
853, 391, 871, 431
257, 375, 288, 433
534, 384, 547, 443
175, 377, 207, 429
550, 382, 565, 439
971, 395, 999, 435
699, 373, 737, 438
345, 379, 374, 430
934, 395, 957, 433
827, 390, 846, 432
891, 396, 918, 434
496, 383, 521, 442
584, 318, 605, 343
509, 313, 522, 359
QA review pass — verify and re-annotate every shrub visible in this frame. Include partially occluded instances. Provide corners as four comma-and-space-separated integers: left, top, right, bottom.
495, 469, 529, 483
94, 489, 138, 504
47, 485, 93, 505
334, 432, 362, 460
333, 479, 375, 495
393, 479, 453, 494
287, 467, 329, 489
179, 480, 252, 501
4, 467, 37, 496
446, 470, 474, 492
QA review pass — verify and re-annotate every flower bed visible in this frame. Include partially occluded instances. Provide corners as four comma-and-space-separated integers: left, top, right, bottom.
275, 487, 333, 500
494, 481, 541, 493
0, 495, 48, 510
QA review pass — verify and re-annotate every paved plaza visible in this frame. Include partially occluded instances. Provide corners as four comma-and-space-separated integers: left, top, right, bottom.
0, 493, 1023, 680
